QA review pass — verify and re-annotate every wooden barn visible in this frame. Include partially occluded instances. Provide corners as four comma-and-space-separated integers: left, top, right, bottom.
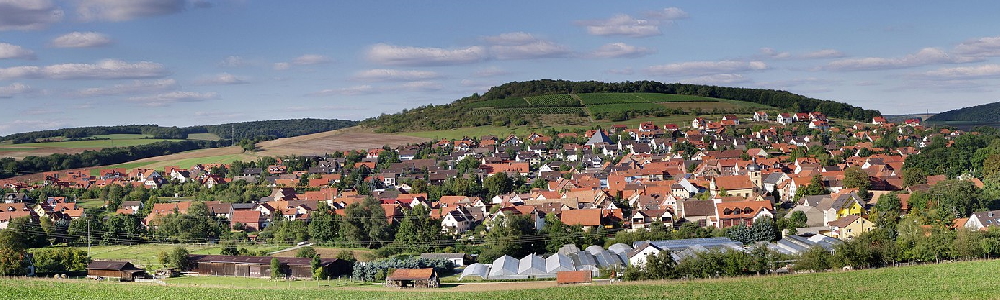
188, 255, 350, 279
385, 268, 439, 288
86, 261, 145, 282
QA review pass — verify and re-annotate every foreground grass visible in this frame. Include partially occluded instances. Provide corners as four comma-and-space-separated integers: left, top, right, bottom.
4, 259, 1000, 299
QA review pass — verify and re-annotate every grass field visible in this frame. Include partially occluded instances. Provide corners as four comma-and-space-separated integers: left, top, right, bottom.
400, 114, 736, 140
187, 133, 222, 141
4, 259, 1000, 299
85, 244, 287, 269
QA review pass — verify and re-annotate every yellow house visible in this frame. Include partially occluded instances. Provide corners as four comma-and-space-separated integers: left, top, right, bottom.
833, 193, 866, 218
827, 215, 874, 240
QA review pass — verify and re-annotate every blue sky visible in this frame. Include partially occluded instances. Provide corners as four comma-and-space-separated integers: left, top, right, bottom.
3, 1, 1000, 135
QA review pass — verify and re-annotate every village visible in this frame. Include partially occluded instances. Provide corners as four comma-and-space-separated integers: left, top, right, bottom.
0, 110, 994, 288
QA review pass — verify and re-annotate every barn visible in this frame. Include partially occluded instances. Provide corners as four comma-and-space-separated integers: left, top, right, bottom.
87, 261, 145, 282
385, 268, 439, 288
188, 255, 351, 279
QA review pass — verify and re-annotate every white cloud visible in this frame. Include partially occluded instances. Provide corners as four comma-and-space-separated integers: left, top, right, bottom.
801, 49, 845, 59
0, 43, 36, 60
490, 40, 571, 60
825, 48, 978, 71
366, 43, 487, 66
273, 62, 290, 70
0, 120, 68, 135
759, 48, 791, 59
309, 85, 376, 96
917, 64, 1000, 79
352, 69, 441, 82
0, 59, 169, 80
755, 77, 839, 89
645, 60, 767, 76
291, 54, 331, 65
50, 31, 113, 48
218, 56, 251, 67
75, 79, 178, 97
474, 66, 509, 77
953, 36, 1000, 58
577, 14, 660, 38
643, 7, 689, 20
606, 67, 634, 75
680, 74, 751, 85
480, 32, 539, 45
0, 83, 36, 98
590, 43, 653, 58
127, 91, 218, 106
0, 0, 64, 30
77, 0, 187, 22
397, 81, 442, 92
196, 73, 249, 85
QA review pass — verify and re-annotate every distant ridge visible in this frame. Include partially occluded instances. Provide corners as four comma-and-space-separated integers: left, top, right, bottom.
925, 101, 1000, 123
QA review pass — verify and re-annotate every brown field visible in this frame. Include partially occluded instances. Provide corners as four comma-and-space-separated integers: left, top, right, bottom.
3, 127, 429, 182
255, 127, 429, 156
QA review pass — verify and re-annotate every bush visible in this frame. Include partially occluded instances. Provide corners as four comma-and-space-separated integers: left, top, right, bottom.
351, 257, 455, 282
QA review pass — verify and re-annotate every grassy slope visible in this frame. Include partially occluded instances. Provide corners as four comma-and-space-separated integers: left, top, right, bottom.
5, 259, 1000, 299
86, 244, 286, 269
399, 114, 729, 140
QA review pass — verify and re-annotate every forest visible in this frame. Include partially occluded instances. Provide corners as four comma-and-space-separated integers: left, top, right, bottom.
926, 101, 1000, 123
2, 119, 358, 144
361, 79, 882, 133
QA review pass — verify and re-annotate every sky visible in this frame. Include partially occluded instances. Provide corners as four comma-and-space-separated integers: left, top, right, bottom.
3, 1, 1000, 135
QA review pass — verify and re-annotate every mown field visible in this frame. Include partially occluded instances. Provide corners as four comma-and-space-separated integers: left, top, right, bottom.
4, 259, 1000, 299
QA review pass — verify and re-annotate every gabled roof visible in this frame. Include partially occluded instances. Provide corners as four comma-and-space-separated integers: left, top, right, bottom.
387, 268, 435, 280
560, 209, 602, 226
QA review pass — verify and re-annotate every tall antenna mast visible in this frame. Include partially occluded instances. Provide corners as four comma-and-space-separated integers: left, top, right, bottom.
232, 124, 236, 147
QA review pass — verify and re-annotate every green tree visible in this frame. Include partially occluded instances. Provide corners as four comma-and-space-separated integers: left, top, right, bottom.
296, 246, 318, 258
270, 257, 282, 279
340, 196, 392, 248
793, 246, 831, 272
390, 205, 442, 253
843, 166, 871, 190
483, 172, 513, 198
157, 247, 192, 270
308, 204, 339, 243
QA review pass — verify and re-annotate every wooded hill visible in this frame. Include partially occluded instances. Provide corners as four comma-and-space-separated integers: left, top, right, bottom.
925, 101, 1000, 123
362, 79, 881, 133
2, 119, 358, 144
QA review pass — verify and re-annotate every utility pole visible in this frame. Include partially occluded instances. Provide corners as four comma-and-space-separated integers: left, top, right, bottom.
87, 220, 92, 257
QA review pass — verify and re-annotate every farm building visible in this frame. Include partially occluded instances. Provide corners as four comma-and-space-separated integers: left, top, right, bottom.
385, 268, 439, 288
488, 255, 519, 278
517, 253, 547, 276
188, 255, 350, 279
556, 270, 592, 284
459, 263, 490, 280
545, 253, 576, 273
86, 261, 145, 282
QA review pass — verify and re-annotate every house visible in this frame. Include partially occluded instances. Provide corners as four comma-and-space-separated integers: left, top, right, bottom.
87, 261, 145, 282
965, 210, 1000, 230
753, 111, 769, 122
872, 116, 888, 125
628, 243, 663, 267
232, 210, 265, 231
385, 268, 439, 288
560, 209, 603, 230
419, 253, 467, 266
826, 215, 874, 240
714, 200, 775, 228
776, 113, 793, 125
